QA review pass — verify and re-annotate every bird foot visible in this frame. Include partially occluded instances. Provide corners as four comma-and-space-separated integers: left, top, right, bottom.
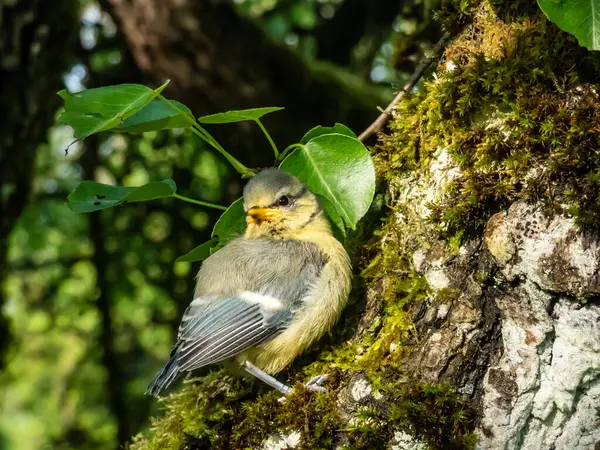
277, 373, 329, 402
305, 373, 329, 393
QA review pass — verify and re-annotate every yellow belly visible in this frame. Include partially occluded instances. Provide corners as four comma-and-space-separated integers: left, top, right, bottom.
235, 231, 351, 374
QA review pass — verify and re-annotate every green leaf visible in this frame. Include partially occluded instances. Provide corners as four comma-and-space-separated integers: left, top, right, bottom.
316, 194, 346, 241
211, 198, 246, 249
279, 133, 375, 229
125, 179, 177, 202
198, 107, 284, 124
67, 179, 177, 213
537, 0, 600, 50
300, 123, 356, 144
176, 238, 218, 263
115, 100, 194, 133
57, 81, 170, 140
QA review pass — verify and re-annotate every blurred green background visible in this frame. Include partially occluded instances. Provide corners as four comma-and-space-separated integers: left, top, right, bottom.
0, 0, 440, 448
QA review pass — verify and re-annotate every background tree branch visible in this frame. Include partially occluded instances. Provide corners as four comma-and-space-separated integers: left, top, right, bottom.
0, 0, 79, 369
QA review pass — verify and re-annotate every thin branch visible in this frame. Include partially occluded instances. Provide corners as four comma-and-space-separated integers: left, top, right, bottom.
358, 32, 452, 143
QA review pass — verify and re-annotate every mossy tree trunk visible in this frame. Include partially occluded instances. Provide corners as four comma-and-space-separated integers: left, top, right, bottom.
129, 2, 600, 450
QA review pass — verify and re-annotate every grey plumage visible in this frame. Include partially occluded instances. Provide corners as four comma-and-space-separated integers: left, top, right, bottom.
146, 237, 325, 396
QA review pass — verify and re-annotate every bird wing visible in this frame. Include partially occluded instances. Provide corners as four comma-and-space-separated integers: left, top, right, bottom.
174, 238, 326, 372
175, 296, 292, 372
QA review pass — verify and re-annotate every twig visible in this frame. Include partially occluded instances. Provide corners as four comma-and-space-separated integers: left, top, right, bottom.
358, 32, 452, 142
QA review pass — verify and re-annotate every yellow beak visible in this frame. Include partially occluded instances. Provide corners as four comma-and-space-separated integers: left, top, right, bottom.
247, 207, 281, 224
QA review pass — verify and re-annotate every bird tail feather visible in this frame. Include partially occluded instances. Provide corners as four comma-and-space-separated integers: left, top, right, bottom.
146, 349, 179, 397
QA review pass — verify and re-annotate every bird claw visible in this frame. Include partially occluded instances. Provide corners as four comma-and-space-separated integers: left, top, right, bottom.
277, 374, 329, 402
305, 373, 329, 393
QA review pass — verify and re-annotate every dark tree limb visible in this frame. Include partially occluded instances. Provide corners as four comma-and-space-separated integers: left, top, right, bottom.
89, 211, 130, 447
0, 0, 79, 368
80, 139, 130, 448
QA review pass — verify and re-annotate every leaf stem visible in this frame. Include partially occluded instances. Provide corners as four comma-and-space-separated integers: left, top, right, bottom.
172, 193, 228, 210
186, 126, 253, 177
192, 125, 255, 178
278, 143, 305, 161
255, 119, 279, 159
156, 94, 255, 178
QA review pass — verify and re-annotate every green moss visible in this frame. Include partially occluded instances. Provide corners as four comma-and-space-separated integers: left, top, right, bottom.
231, 384, 341, 449
435, 287, 461, 304
342, 407, 389, 450
378, 1, 600, 239
358, 275, 428, 372
434, 0, 480, 33
130, 376, 340, 450
387, 382, 478, 450
338, 382, 477, 450
129, 371, 249, 450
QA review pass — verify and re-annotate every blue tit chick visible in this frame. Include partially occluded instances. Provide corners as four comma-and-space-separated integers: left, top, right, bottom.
147, 168, 351, 397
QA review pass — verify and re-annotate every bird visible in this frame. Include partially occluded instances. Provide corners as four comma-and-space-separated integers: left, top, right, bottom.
147, 167, 352, 397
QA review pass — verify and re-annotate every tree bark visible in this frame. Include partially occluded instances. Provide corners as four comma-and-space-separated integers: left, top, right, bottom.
89, 210, 131, 447
101, 0, 387, 168
79, 137, 132, 448
0, 0, 78, 368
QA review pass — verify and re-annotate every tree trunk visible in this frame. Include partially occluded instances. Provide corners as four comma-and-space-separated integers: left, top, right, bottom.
78, 137, 132, 449
101, 0, 387, 167
128, 2, 600, 450
0, 0, 78, 368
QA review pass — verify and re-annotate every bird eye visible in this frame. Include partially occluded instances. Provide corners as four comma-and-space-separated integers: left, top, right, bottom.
277, 195, 290, 206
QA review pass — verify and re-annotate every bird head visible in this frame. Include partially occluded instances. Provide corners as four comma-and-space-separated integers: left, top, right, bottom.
242, 168, 325, 239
